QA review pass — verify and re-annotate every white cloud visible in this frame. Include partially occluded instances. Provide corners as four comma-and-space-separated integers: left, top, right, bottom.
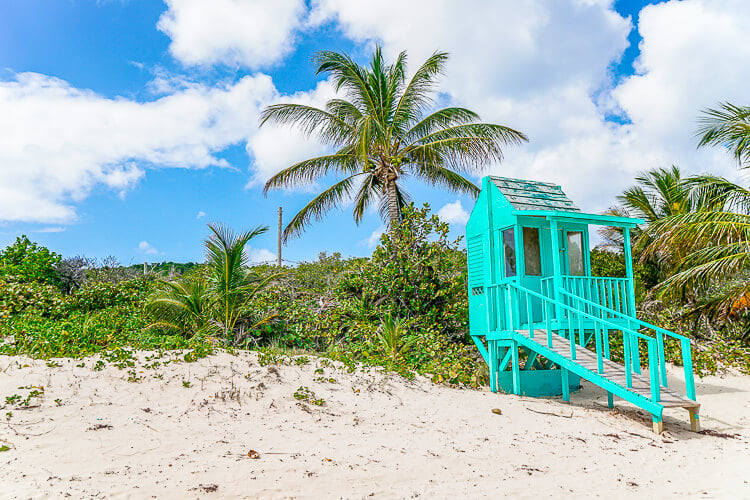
437, 200, 469, 226
247, 246, 276, 264
158, 0, 306, 68
310, 0, 750, 213
245, 79, 337, 188
0, 72, 277, 223
364, 226, 385, 248
32, 226, 66, 233
138, 241, 159, 255
196, 211, 206, 219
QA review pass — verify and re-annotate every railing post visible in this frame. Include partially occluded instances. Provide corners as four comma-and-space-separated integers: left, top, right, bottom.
649, 340, 660, 403
594, 320, 603, 374
549, 219, 563, 323
656, 330, 668, 387
623, 227, 642, 375
682, 339, 697, 401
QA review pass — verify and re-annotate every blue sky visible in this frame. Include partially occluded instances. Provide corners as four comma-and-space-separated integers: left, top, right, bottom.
0, 0, 746, 265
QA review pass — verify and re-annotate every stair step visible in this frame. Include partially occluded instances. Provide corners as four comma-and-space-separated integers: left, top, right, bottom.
514, 329, 699, 410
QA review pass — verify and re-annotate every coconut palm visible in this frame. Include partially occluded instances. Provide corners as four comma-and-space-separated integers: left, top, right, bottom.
146, 279, 216, 337
697, 102, 750, 168
643, 103, 750, 320
260, 47, 527, 241
147, 223, 280, 339
599, 166, 704, 282
646, 177, 750, 320
204, 223, 279, 337
376, 313, 415, 361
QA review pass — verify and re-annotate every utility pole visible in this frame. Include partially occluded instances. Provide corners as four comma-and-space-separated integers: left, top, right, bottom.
277, 207, 283, 267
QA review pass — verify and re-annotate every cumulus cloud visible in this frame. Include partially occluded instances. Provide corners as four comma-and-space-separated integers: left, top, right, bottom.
245, 79, 338, 188
138, 241, 159, 255
437, 200, 469, 226
363, 226, 385, 248
0, 72, 276, 223
310, 0, 750, 212
247, 246, 276, 264
196, 211, 206, 219
158, 0, 306, 68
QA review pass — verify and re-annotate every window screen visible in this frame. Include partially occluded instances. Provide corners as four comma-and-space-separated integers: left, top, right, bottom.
523, 227, 542, 276
502, 228, 516, 277
567, 231, 585, 276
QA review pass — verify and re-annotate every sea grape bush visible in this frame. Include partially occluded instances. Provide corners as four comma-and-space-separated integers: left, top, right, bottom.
0, 212, 747, 382
0, 235, 61, 286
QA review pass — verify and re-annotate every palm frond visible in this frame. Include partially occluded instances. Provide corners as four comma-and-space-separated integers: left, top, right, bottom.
697, 102, 750, 168
392, 51, 448, 131
259, 103, 354, 146
263, 150, 357, 194
283, 173, 365, 241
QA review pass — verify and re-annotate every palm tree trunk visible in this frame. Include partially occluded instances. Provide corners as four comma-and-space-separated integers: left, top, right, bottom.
386, 179, 400, 228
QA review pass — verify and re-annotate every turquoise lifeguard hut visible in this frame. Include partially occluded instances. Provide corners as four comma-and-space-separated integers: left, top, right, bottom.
466, 176, 700, 433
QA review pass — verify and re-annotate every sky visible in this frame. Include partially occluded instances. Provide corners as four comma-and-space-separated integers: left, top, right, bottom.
0, 0, 748, 265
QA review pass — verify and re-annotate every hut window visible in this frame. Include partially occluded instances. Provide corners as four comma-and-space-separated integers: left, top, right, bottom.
567, 231, 585, 276
502, 228, 516, 277
523, 227, 542, 276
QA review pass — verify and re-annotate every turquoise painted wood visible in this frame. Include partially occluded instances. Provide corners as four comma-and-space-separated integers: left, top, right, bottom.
467, 176, 700, 433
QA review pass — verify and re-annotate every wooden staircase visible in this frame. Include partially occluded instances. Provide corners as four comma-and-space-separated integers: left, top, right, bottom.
479, 282, 700, 434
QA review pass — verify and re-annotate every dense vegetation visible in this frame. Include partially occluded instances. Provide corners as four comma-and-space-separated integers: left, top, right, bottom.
0, 45, 747, 384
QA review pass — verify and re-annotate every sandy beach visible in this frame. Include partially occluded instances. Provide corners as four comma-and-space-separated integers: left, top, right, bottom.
1, 351, 748, 499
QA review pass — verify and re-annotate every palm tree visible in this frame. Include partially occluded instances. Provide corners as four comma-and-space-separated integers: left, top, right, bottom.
147, 223, 280, 339
643, 103, 750, 320
146, 279, 216, 337
600, 166, 703, 282
646, 177, 750, 320
260, 47, 527, 240
697, 102, 750, 168
376, 313, 415, 361
204, 223, 278, 337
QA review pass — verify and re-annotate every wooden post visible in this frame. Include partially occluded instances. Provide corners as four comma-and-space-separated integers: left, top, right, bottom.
607, 392, 614, 408
277, 207, 282, 268
689, 409, 700, 432
511, 341, 520, 395
489, 340, 498, 393
652, 416, 663, 434
561, 368, 570, 402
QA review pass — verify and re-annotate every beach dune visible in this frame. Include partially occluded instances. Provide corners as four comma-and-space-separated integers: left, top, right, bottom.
1, 351, 748, 498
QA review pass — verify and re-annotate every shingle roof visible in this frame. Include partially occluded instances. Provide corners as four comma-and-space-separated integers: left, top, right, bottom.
490, 176, 580, 212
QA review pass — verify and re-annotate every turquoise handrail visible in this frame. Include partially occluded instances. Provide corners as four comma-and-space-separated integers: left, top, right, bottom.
488, 281, 662, 403
557, 289, 696, 401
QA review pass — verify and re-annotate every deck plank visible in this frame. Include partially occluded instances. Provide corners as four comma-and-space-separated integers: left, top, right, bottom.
514, 329, 699, 410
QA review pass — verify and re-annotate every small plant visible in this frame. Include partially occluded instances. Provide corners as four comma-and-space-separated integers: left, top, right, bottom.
376, 313, 415, 361
293, 386, 325, 406
5, 411, 11, 421
182, 380, 191, 388
315, 376, 336, 384
293, 356, 310, 366
45, 360, 61, 368
0, 445, 10, 452
258, 351, 285, 366
5, 394, 21, 406
126, 370, 144, 383
54, 398, 62, 406
75, 362, 85, 368
93, 360, 106, 371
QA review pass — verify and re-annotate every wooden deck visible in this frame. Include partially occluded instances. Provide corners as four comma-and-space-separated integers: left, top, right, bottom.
514, 329, 699, 410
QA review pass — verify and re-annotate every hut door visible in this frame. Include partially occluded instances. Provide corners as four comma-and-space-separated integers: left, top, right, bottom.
520, 226, 543, 324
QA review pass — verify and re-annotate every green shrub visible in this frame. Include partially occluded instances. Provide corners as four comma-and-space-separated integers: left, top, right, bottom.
0, 235, 61, 286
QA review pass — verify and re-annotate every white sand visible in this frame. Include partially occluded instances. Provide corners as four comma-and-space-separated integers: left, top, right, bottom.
0, 351, 748, 499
